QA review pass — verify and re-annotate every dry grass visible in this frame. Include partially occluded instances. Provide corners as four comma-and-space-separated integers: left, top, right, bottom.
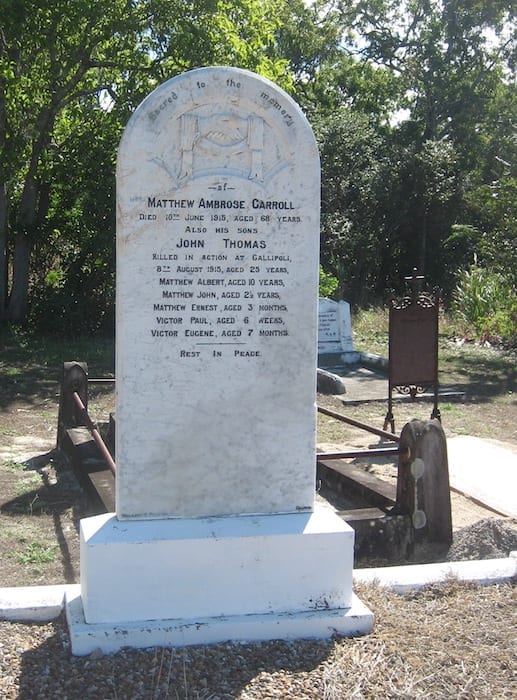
1, 581, 514, 699
332, 580, 516, 699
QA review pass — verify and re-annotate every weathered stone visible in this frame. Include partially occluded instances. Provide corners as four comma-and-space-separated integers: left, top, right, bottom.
317, 368, 346, 395
115, 66, 321, 519
397, 418, 453, 547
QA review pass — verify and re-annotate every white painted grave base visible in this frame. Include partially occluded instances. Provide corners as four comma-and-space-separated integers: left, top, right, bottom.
66, 591, 373, 656
80, 505, 355, 624
68, 505, 373, 654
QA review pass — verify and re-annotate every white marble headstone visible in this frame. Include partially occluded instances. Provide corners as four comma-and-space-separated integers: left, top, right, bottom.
116, 67, 320, 519
318, 298, 354, 354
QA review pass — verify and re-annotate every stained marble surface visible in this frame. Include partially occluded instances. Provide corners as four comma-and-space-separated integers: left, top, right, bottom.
115, 67, 320, 519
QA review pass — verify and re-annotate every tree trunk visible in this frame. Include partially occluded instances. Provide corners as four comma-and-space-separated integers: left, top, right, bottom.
0, 182, 8, 319
419, 207, 428, 277
7, 230, 31, 322
0, 63, 9, 320
7, 175, 38, 323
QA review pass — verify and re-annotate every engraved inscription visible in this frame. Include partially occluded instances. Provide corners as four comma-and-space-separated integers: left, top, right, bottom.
144, 194, 299, 357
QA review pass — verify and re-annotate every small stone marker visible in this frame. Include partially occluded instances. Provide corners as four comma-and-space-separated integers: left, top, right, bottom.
69, 67, 372, 654
318, 298, 358, 363
116, 66, 320, 519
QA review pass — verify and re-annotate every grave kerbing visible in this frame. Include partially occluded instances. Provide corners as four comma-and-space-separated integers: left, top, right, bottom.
66, 66, 373, 653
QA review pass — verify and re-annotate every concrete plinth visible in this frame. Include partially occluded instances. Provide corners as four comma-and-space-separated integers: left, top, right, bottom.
67, 505, 373, 654
66, 591, 373, 656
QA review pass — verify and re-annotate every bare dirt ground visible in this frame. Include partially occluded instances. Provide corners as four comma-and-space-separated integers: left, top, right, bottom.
317, 391, 517, 568
0, 376, 114, 588
0, 333, 515, 579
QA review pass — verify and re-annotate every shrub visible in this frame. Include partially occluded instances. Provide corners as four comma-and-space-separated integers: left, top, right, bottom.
319, 264, 339, 298
452, 265, 517, 345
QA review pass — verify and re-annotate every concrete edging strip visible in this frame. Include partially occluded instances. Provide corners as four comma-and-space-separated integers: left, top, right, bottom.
1, 556, 515, 624
354, 554, 517, 593
0, 584, 79, 622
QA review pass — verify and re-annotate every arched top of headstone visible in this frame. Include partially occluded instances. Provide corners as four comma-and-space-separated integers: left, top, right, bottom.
117, 66, 319, 211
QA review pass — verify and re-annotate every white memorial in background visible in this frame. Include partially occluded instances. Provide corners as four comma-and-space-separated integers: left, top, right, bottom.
318, 298, 359, 363
66, 66, 373, 654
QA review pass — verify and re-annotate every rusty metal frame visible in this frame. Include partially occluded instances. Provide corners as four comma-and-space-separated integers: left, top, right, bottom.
318, 405, 400, 443
316, 405, 411, 462
71, 391, 117, 476
384, 271, 441, 433
318, 446, 404, 460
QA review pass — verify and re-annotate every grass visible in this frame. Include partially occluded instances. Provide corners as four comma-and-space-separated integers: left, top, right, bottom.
0, 427, 20, 437
15, 473, 42, 497
353, 307, 516, 393
3, 459, 24, 473
320, 307, 516, 445
6, 492, 51, 516
439, 402, 464, 419
352, 308, 389, 356
0, 323, 115, 380
2, 521, 58, 567
4, 367, 22, 376
2, 520, 41, 541
0, 318, 515, 697
16, 540, 57, 565
438, 342, 516, 395
2, 309, 514, 398
1, 313, 516, 589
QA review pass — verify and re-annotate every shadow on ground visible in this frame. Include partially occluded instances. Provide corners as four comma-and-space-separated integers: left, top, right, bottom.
0, 460, 85, 586
17, 616, 334, 699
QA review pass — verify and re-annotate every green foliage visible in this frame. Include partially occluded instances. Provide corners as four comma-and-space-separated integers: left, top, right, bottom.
0, 0, 295, 327
16, 540, 57, 565
0, 322, 115, 376
351, 307, 389, 356
463, 176, 517, 287
1, 0, 515, 328
309, 0, 516, 303
29, 89, 120, 334
452, 265, 517, 345
15, 474, 41, 497
314, 108, 397, 304
319, 264, 339, 298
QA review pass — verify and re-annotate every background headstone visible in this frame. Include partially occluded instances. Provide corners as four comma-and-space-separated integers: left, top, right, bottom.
116, 67, 320, 519
318, 298, 357, 355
